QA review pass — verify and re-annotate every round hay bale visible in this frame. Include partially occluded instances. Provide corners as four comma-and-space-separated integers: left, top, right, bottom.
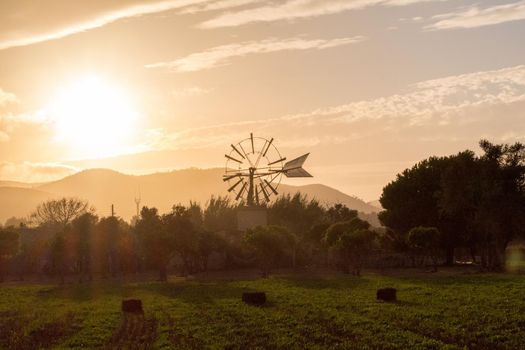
376, 288, 397, 302
242, 292, 266, 306
121, 299, 144, 313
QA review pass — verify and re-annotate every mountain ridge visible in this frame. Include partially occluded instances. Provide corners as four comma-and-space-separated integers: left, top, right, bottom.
1, 168, 379, 223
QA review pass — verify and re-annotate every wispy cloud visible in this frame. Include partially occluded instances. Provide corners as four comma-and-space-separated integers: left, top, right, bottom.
0, 88, 19, 142
180, 0, 261, 14
289, 65, 525, 125
172, 86, 212, 97
199, 0, 441, 28
0, 88, 18, 107
145, 36, 364, 72
0, 0, 210, 50
0, 161, 78, 183
427, 0, 525, 30
146, 64, 525, 151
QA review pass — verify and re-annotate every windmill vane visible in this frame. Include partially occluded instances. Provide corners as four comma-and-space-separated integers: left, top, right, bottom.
223, 133, 312, 206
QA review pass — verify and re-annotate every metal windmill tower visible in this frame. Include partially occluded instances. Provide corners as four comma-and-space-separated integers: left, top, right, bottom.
223, 133, 312, 230
223, 133, 312, 206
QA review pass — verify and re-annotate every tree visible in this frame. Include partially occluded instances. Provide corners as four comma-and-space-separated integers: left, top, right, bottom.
438, 151, 481, 263
30, 198, 93, 284
49, 232, 70, 284
407, 226, 441, 272
268, 193, 325, 267
97, 216, 122, 278
0, 228, 19, 282
336, 229, 376, 276
203, 196, 242, 269
4, 217, 29, 228
163, 205, 198, 275
326, 203, 358, 223
203, 196, 237, 234
195, 230, 225, 272
473, 140, 525, 269
379, 155, 462, 265
379, 140, 525, 270
324, 218, 374, 275
70, 213, 98, 282
245, 225, 294, 277
31, 198, 93, 229
136, 207, 172, 282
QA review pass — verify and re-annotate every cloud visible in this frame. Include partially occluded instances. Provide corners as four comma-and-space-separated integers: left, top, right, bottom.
180, 0, 260, 14
199, 0, 441, 28
145, 36, 364, 72
427, 0, 525, 30
172, 86, 212, 97
145, 64, 525, 152
0, 0, 211, 50
0, 88, 19, 142
0, 88, 18, 106
0, 162, 78, 183
311, 65, 525, 124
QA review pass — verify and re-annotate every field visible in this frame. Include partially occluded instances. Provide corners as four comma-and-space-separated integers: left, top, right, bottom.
0, 269, 524, 349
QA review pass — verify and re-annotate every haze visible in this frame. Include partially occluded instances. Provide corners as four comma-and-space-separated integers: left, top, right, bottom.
1, 0, 525, 201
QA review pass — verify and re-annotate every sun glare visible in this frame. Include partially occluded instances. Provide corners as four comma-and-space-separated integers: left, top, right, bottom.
48, 75, 138, 159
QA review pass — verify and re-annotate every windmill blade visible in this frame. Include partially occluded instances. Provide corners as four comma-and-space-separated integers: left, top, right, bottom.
262, 138, 273, 157
283, 153, 312, 177
264, 179, 278, 195
250, 132, 255, 153
268, 157, 286, 166
260, 183, 270, 202
236, 183, 247, 200
231, 144, 245, 159
228, 178, 243, 192
225, 154, 243, 164
223, 174, 240, 182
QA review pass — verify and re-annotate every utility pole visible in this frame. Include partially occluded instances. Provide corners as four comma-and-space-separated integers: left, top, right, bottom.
111, 204, 115, 217
134, 192, 141, 218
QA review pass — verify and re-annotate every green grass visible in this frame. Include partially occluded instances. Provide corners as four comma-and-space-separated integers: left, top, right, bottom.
1, 270, 524, 349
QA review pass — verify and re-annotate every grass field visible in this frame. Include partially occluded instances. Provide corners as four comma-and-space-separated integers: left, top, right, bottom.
0, 269, 524, 349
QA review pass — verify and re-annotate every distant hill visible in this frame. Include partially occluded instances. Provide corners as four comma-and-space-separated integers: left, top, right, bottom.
367, 200, 383, 211
0, 180, 42, 189
0, 168, 379, 223
0, 186, 54, 222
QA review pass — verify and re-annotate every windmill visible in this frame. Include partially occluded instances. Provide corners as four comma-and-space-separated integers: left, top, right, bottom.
223, 133, 312, 229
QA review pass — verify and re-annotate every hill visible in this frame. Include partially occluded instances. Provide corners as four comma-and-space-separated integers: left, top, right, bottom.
0, 168, 379, 223
0, 180, 42, 188
367, 200, 383, 211
0, 186, 54, 222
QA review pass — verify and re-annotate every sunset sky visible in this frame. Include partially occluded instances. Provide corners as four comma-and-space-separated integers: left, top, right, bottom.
1, 0, 524, 201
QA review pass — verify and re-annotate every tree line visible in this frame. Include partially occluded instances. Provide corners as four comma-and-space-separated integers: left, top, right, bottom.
0, 194, 380, 282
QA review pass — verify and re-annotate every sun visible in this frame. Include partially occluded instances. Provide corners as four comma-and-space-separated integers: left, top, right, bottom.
48, 75, 138, 159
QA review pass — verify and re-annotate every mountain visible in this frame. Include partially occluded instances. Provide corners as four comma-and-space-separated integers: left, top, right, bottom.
0, 180, 42, 188
280, 184, 378, 214
0, 168, 379, 223
0, 186, 54, 222
367, 200, 383, 211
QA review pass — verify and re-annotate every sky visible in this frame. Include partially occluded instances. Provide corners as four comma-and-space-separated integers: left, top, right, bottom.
0, 0, 524, 201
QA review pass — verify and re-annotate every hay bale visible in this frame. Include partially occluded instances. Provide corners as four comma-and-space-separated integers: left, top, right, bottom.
121, 299, 143, 314
242, 292, 266, 306
376, 288, 397, 302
